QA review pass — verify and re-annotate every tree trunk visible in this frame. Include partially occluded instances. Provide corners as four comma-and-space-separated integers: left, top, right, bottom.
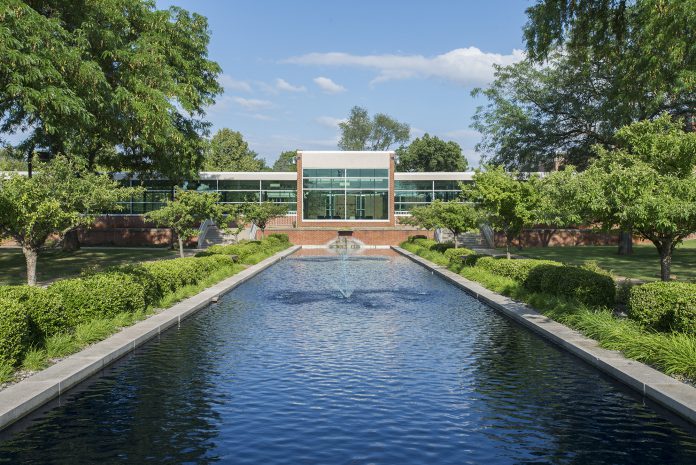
658, 239, 673, 281
23, 245, 38, 286
62, 229, 81, 252
618, 230, 633, 255
177, 235, 185, 258
506, 238, 512, 260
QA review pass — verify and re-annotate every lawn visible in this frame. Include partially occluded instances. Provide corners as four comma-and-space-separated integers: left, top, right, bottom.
0, 247, 178, 286
505, 240, 696, 282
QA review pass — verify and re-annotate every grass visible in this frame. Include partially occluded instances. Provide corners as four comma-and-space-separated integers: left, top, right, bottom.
405, 240, 696, 381
505, 239, 696, 282
0, 247, 178, 286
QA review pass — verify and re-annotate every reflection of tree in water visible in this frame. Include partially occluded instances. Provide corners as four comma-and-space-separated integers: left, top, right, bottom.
469, 311, 696, 464
0, 309, 232, 464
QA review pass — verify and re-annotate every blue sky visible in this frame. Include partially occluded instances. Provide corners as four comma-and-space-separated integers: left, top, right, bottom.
157, 0, 530, 167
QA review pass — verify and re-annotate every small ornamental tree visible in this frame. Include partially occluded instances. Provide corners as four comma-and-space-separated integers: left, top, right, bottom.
463, 166, 540, 259
578, 115, 696, 281
244, 202, 287, 239
402, 200, 480, 248
0, 156, 139, 285
146, 188, 228, 258
531, 168, 583, 247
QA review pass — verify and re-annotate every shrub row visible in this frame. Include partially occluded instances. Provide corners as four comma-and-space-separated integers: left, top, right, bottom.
403, 238, 476, 266
200, 234, 290, 264
474, 256, 615, 308
0, 254, 236, 366
628, 282, 696, 335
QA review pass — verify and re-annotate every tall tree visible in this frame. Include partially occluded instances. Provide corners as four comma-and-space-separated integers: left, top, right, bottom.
146, 188, 228, 258
0, 156, 139, 285
524, 0, 695, 124
396, 134, 468, 172
338, 106, 410, 151
463, 166, 540, 259
576, 115, 696, 281
203, 129, 266, 171
0, 0, 222, 179
272, 150, 297, 172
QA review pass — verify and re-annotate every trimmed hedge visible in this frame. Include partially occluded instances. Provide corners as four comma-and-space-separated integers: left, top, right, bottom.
475, 257, 560, 285
201, 237, 291, 264
443, 247, 477, 263
629, 282, 696, 334
0, 297, 31, 366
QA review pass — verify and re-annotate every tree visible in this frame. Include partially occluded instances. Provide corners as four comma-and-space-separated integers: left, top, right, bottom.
1, 1, 222, 179
463, 166, 540, 259
531, 168, 584, 246
524, 1, 695, 124
244, 203, 287, 238
338, 106, 410, 151
576, 115, 696, 281
273, 150, 297, 172
0, 156, 139, 285
396, 134, 468, 172
402, 201, 480, 248
146, 188, 228, 258
203, 129, 266, 171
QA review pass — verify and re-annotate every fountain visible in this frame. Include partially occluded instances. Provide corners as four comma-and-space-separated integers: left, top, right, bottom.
328, 236, 361, 298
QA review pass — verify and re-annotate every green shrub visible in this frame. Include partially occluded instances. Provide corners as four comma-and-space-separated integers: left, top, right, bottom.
628, 282, 696, 334
0, 297, 31, 366
0, 285, 66, 340
267, 233, 289, 243
139, 255, 234, 297
538, 265, 615, 308
475, 257, 560, 285
47, 273, 146, 327
443, 247, 477, 263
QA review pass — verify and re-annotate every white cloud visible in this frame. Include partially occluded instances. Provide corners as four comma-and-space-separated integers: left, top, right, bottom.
313, 76, 346, 94
233, 97, 273, 110
275, 78, 306, 92
287, 47, 525, 86
315, 116, 346, 128
219, 74, 252, 92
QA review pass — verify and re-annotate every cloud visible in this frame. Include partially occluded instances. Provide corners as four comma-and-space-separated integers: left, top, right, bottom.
315, 116, 346, 128
233, 97, 273, 110
219, 74, 252, 92
275, 78, 306, 92
313, 76, 346, 94
287, 47, 525, 86
444, 128, 481, 139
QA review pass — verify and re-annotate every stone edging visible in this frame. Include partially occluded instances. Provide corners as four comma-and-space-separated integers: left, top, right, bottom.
0, 245, 301, 432
392, 246, 696, 425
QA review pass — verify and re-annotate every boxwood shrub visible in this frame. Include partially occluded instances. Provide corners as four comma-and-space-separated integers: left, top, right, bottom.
443, 247, 477, 263
537, 265, 615, 308
628, 282, 696, 334
0, 285, 66, 340
0, 297, 31, 366
475, 257, 560, 285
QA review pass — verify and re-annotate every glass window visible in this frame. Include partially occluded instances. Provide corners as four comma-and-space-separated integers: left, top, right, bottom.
217, 180, 260, 190
434, 191, 461, 201
261, 180, 296, 190
434, 180, 460, 190
394, 180, 433, 190
220, 191, 260, 203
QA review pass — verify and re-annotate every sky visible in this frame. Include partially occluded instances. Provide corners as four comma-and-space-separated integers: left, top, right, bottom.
156, 0, 531, 167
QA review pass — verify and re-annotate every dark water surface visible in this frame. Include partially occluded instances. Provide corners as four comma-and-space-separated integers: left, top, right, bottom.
1, 250, 695, 464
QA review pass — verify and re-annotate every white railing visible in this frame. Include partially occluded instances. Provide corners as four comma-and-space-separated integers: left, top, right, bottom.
480, 224, 495, 249
249, 223, 258, 240
197, 218, 214, 248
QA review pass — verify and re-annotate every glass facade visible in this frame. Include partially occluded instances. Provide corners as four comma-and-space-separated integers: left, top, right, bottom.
394, 180, 462, 213
302, 169, 389, 220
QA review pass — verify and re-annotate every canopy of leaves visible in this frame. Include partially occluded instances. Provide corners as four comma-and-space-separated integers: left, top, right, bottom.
272, 150, 297, 172
338, 106, 410, 151
145, 188, 227, 242
0, 0, 222, 179
463, 166, 540, 243
244, 202, 287, 232
203, 129, 266, 172
0, 156, 138, 250
396, 134, 468, 172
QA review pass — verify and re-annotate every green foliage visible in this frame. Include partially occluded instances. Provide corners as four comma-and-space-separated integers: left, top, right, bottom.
396, 134, 468, 172
1, 0, 222, 178
338, 106, 410, 151
0, 297, 31, 366
463, 167, 540, 255
474, 257, 558, 286
0, 156, 139, 285
402, 201, 480, 248
629, 282, 696, 335
537, 265, 616, 308
146, 187, 229, 257
443, 248, 477, 263
272, 150, 297, 172
244, 202, 288, 234
138, 255, 234, 296
204, 129, 267, 171
0, 285, 65, 339
578, 115, 696, 280
202, 237, 291, 264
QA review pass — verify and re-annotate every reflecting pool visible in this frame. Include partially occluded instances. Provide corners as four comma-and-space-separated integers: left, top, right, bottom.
1, 250, 695, 464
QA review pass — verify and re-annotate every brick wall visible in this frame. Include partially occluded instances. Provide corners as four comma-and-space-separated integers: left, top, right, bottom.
260, 228, 432, 246
495, 229, 620, 247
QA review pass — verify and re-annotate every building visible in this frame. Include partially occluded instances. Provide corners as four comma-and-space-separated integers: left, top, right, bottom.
107, 151, 473, 246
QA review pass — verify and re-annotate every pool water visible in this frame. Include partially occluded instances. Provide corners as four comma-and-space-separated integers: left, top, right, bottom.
1, 250, 695, 464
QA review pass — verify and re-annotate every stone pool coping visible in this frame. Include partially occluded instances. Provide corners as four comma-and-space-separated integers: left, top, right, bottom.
392, 246, 696, 426
0, 245, 301, 432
